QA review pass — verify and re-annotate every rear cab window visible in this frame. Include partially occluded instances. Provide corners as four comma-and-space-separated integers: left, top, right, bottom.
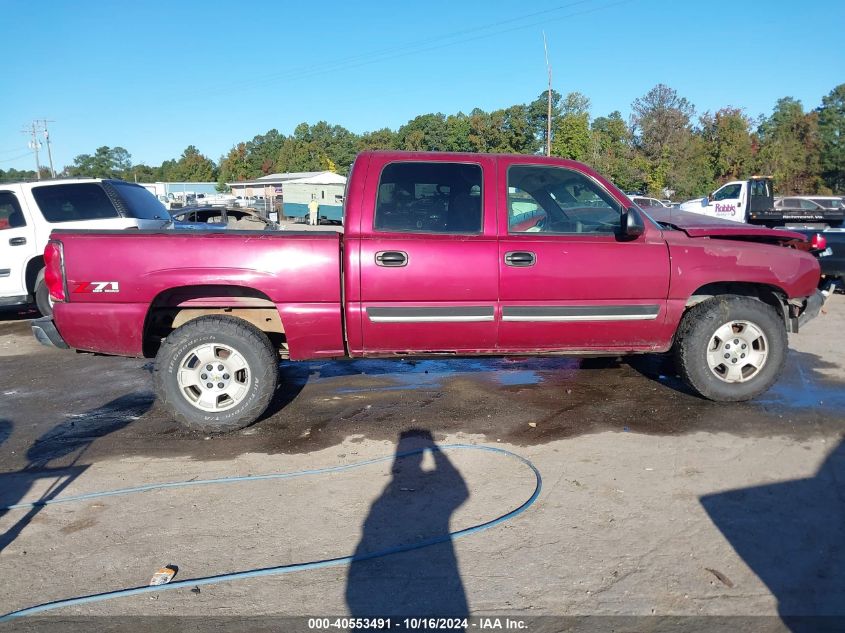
374, 162, 483, 234
31, 183, 119, 223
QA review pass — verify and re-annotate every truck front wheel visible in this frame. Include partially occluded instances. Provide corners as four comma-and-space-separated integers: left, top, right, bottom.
674, 295, 787, 401
153, 315, 279, 432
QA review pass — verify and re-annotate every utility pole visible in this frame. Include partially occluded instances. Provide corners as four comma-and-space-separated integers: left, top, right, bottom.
23, 122, 43, 179
22, 120, 55, 179
543, 31, 553, 157
41, 120, 56, 178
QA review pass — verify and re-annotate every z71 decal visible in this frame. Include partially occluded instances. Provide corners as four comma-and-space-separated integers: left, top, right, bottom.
73, 281, 120, 293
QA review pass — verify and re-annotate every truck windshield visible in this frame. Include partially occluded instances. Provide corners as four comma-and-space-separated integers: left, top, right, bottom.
107, 181, 171, 221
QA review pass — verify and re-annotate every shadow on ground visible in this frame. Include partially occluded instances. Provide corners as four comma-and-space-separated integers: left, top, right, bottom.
346, 429, 469, 629
0, 305, 38, 322
0, 394, 153, 553
701, 439, 845, 632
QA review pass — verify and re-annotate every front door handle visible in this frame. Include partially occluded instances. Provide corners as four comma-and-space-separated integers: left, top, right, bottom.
375, 250, 408, 267
9, 237, 26, 246
504, 251, 535, 267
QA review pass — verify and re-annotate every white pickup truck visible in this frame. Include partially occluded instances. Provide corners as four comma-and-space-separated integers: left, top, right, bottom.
679, 178, 845, 226
0, 179, 169, 316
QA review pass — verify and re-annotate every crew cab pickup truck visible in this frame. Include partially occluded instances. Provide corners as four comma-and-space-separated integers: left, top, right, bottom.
679, 178, 845, 227
33, 152, 824, 431
0, 179, 170, 316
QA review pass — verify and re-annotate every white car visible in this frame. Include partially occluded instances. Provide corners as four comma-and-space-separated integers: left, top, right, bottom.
629, 195, 669, 208
0, 179, 170, 316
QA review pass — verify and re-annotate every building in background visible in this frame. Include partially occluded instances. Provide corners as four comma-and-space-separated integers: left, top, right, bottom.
226, 171, 347, 221
227, 171, 330, 200
280, 172, 347, 221
140, 181, 218, 199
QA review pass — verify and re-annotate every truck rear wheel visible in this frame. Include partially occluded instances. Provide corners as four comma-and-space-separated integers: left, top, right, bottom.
153, 315, 279, 432
674, 295, 787, 401
34, 269, 53, 317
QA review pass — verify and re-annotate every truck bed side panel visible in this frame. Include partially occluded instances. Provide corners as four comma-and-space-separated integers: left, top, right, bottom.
52, 231, 344, 358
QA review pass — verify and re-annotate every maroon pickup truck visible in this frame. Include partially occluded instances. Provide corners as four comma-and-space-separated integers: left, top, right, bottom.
33, 151, 824, 431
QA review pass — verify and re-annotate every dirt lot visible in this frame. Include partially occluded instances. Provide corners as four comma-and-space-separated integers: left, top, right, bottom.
1, 297, 843, 630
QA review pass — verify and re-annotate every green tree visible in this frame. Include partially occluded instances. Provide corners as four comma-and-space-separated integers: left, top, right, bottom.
551, 92, 591, 161
630, 84, 710, 197
397, 113, 449, 151
757, 97, 823, 194
217, 143, 252, 189
444, 113, 473, 152
528, 89, 562, 152
66, 146, 133, 178
700, 108, 755, 182
590, 111, 643, 192
168, 145, 216, 181
0, 167, 38, 182
631, 84, 695, 159
817, 83, 845, 192
357, 128, 398, 151
127, 163, 161, 182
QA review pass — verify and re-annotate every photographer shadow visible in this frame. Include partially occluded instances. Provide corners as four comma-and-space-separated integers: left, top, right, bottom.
346, 430, 469, 628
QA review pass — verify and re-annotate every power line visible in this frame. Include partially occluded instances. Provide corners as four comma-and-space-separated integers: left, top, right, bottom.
247, 0, 596, 88
0, 152, 34, 164
175, 0, 632, 104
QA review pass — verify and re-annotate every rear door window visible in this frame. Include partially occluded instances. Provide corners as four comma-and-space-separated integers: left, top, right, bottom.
32, 183, 119, 223
374, 162, 483, 234
0, 192, 26, 230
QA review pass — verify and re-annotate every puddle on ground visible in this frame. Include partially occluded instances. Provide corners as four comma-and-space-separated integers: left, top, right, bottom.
302, 358, 574, 394
758, 358, 845, 411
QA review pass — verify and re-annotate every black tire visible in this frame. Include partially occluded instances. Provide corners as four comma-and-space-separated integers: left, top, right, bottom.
674, 295, 787, 401
34, 269, 53, 317
153, 315, 279, 432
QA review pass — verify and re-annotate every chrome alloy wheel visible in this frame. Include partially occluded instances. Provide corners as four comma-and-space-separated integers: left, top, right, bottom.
706, 320, 769, 383
176, 343, 251, 412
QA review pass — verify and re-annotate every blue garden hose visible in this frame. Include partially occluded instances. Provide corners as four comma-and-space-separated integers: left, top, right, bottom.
0, 444, 541, 621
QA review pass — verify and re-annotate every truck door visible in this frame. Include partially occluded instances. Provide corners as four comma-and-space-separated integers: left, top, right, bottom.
0, 189, 36, 302
497, 161, 671, 352
357, 156, 499, 354
705, 182, 745, 223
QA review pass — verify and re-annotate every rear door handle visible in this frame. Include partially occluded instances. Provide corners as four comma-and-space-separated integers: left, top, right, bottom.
504, 251, 535, 267
9, 237, 26, 246
375, 251, 408, 267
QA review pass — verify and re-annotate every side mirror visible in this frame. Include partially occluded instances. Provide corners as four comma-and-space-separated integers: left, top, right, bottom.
624, 207, 645, 238
702, 197, 710, 206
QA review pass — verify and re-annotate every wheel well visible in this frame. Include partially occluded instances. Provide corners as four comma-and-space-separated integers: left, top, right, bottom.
143, 285, 286, 358
25, 256, 44, 294
685, 282, 788, 324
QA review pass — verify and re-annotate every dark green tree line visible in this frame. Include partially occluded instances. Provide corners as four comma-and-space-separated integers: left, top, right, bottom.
52, 82, 845, 198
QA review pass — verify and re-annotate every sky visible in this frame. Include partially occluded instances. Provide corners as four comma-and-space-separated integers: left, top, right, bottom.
1, 0, 843, 173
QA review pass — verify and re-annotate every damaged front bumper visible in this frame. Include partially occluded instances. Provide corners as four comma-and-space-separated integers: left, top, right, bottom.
789, 286, 833, 333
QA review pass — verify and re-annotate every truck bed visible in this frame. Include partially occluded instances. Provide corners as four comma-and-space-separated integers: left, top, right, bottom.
51, 229, 345, 358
